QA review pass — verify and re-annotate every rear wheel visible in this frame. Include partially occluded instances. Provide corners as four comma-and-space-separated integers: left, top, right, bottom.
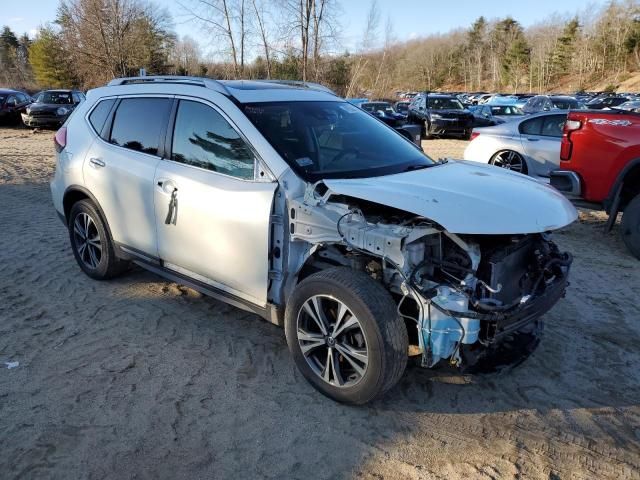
621, 194, 640, 260
490, 150, 528, 175
285, 267, 408, 404
68, 199, 128, 280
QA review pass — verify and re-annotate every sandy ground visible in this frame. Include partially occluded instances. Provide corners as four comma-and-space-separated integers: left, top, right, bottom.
0, 127, 639, 480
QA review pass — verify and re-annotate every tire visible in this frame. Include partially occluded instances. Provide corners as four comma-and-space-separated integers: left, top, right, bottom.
621, 194, 640, 260
490, 150, 528, 175
68, 199, 128, 280
285, 267, 408, 404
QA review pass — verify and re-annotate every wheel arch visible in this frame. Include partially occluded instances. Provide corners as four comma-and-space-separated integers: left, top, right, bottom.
62, 185, 119, 255
606, 158, 640, 213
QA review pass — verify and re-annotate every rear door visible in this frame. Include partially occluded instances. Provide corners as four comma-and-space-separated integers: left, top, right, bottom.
519, 114, 566, 177
154, 98, 276, 306
83, 96, 172, 257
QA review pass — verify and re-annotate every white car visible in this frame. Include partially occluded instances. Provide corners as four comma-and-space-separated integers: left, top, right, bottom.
464, 112, 568, 181
51, 76, 576, 404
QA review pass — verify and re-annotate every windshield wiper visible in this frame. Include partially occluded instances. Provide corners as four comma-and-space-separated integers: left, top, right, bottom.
402, 164, 432, 172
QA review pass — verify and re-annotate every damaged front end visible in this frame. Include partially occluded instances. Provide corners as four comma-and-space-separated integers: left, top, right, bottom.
288, 182, 573, 370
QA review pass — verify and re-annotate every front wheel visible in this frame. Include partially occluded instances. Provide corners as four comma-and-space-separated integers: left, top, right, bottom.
621, 194, 640, 260
285, 267, 408, 404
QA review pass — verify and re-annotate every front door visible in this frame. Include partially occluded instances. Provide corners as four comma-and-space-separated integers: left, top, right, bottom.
154, 99, 276, 306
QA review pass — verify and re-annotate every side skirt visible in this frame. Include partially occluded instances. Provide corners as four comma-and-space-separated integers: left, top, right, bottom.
115, 243, 283, 327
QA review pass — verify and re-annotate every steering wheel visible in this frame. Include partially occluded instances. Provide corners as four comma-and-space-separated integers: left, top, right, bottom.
323, 148, 359, 171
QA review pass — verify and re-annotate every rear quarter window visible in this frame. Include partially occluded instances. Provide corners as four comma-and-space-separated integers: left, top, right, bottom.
519, 117, 544, 135
88, 98, 116, 136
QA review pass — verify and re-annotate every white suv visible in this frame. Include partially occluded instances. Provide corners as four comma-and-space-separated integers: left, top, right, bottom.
51, 77, 577, 404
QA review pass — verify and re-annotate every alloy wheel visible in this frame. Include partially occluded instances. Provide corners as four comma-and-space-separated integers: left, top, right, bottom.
492, 150, 525, 173
296, 295, 368, 388
73, 212, 102, 269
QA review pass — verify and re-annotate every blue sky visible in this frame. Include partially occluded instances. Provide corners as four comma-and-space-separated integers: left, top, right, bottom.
1, 0, 606, 51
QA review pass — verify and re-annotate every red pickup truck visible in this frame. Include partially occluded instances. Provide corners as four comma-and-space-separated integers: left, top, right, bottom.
550, 109, 640, 259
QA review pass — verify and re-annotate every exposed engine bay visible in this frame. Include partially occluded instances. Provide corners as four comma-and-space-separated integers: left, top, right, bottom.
287, 182, 573, 369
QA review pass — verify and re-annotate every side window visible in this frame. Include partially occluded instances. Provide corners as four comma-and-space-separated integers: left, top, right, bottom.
109, 98, 172, 156
171, 100, 254, 180
541, 115, 566, 138
88, 98, 116, 136
519, 117, 543, 135
72, 92, 81, 104
6, 95, 16, 107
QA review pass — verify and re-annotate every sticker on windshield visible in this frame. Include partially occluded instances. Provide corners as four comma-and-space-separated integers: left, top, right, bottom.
295, 157, 314, 167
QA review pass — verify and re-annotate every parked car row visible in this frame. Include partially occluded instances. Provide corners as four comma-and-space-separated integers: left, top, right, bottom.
0, 88, 85, 128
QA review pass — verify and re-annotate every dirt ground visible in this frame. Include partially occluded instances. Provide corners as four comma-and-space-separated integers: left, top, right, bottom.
1, 126, 639, 480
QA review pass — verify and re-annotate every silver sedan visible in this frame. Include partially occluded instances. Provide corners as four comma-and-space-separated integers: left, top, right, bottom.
463, 112, 567, 180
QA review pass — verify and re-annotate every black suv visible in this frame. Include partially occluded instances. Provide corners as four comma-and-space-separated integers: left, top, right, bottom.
0, 89, 32, 125
22, 89, 86, 128
359, 101, 422, 145
407, 93, 474, 139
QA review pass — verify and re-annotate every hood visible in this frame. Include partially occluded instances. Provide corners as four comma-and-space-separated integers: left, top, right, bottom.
323, 161, 577, 235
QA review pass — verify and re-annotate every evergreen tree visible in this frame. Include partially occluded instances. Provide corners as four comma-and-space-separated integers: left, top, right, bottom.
550, 18, 580, 80
29, 26, 77, 88
503, 36, 531, 92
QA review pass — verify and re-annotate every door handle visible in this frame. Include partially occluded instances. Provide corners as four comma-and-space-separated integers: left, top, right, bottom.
89, 158, 105, 168
526, 138, 540, 142
157, 179, 178, 195
164, 187, 178, 225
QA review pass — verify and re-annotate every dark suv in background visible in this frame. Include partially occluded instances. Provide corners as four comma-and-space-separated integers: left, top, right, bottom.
22, 89, 85, 128
0, 89, 32, 125
407, 93, 474, 139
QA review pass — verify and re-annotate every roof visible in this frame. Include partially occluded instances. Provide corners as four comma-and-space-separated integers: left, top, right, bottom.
39, 89, 77, 93
0, 88, 21, 94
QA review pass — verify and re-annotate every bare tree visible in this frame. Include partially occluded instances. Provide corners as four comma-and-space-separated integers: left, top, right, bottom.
57, 0, 174, 87
251, 0, 272, 78
180, 0, 245, 76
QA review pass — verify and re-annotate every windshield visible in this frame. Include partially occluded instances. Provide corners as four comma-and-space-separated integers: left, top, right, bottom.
490, 105, 523, 115
551, 98, 578, 109
427, 97, 463, 110
36, 91, 73, 105
242, 101, 433, 181
361, 102, 395, 114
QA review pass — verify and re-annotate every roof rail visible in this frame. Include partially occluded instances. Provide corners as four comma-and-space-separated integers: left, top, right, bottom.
252, 79, 336, 95
107, 76, 231, 96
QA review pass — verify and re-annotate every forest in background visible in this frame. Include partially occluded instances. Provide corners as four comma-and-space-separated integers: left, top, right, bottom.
1, 0, 639, 97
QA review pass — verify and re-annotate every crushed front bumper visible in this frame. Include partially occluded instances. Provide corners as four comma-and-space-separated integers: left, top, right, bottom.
418, 253, 571, 369
21, 113, 65, 128
428, 119, 473, 136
